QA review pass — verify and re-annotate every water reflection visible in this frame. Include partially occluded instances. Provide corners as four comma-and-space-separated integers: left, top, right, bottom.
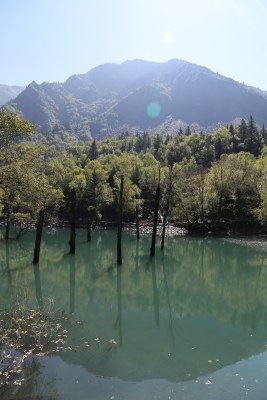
151, 257, 160, 328
69, 255, 75, 313
162, 255, 175, 349
115, 265, 123, 346
33, 263, 43, 309
5, 241, 13, 296
1, 229, 267, 386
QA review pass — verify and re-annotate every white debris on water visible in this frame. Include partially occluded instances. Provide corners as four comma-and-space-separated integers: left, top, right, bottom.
125, 223, 188, 237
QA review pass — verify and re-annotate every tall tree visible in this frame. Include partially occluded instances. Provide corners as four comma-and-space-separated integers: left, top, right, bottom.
88, 139, 98, 160
238, 118, 248, 147
150, 167, 161, 256
67, 166, 86, 254
117, 176, 123, 264
244, 115, 262, 156
160, 166, 174, 249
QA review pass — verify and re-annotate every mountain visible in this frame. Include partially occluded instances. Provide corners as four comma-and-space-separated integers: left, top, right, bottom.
0, 84, 25, 106
4, 59, 267, 138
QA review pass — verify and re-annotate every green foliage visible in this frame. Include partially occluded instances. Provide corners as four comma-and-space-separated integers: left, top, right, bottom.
1, 112, 267, 232
84, 160, 113, 211
114, 175, 140, 214
0, 110, 34, 149
207, 152, 259, 226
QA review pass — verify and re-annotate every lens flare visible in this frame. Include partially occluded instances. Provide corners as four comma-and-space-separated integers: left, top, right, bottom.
147, 101, 161, 118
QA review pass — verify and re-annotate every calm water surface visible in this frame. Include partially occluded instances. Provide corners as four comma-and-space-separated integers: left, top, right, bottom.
1, 228, 267, 399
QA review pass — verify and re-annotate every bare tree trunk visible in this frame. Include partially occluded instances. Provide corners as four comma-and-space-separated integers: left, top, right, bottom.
117, 176, 123, 264
69, 189, 76, 254
161, 199, 169, 250
136, 204, 140, 240
150, 183, 160, 256
161, 167, 173, 249
33, 209, 45, 264
87, 220, 92, 242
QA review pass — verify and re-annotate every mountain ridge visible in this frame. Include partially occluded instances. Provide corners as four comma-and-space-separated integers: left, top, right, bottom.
3, 59, 267, 138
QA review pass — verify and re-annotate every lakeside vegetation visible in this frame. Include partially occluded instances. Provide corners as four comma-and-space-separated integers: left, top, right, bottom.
3, 109, 265, 259
1, 109, 267, 259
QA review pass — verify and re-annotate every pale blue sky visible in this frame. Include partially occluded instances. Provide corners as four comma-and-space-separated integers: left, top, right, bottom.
1, 0, 267, 89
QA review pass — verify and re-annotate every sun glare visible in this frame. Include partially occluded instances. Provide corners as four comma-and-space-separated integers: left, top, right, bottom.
163, 31, 173, 44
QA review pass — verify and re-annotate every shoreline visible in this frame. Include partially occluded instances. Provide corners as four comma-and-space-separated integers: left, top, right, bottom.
1, 220, 267, 238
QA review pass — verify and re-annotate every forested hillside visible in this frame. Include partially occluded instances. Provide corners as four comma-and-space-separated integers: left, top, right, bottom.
1, 110, 267, 249
4, 59, 267, 138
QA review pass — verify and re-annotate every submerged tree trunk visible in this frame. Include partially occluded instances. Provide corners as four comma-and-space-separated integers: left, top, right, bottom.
87, 220, 92, 242
5, 206, 11, 240
69, 189, 76, 254
150, 183, 160, 257
33, 209, 45, 264
117, 176, 124, 264
161, 167, 173, 250
136, 204, 140, 240
33, 263, 43, 309
161, 199, 169, 250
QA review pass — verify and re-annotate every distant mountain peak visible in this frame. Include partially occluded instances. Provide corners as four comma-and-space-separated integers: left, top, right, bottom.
3, 59, 267, 138
0, 84, 25, 106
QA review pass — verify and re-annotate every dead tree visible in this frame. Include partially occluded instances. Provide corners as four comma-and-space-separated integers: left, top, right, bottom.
69, 189, 76, 254
117, 176, 123, 264
150, 183, 160, 256
33, 209, 45, 264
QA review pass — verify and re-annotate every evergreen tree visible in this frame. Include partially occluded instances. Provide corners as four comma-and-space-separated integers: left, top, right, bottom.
88, 140, 98, 160
215, 138, 222, 160
244, 115, 262, 156
153, 134, 162, 161
229, 123, 234, 136
185, 126, 191, 136
164, 134, 170, 144
238, 118, 248, 146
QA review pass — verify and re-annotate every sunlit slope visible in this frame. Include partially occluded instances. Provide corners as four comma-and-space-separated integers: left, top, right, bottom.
4, 59, 267, 137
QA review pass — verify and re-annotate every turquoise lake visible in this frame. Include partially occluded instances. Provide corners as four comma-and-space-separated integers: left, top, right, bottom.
1, 228, 267, 399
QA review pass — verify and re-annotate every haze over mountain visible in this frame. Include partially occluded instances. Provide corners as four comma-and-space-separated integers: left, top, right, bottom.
4, 59, 267, 139
0, 84, 25, 106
